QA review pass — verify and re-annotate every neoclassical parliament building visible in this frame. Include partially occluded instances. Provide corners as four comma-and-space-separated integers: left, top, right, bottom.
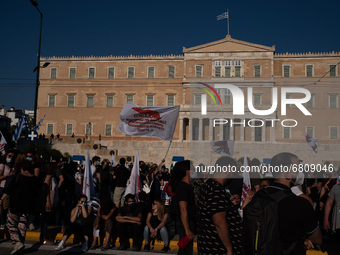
38, 35, 340, 165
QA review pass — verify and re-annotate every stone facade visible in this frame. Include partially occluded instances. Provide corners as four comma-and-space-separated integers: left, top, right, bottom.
38, 35, 340, 165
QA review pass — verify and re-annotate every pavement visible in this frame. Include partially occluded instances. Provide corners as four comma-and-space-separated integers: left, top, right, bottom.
0, 227, 336, 255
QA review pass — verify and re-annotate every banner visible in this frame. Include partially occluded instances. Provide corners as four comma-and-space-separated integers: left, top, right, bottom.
82, 150, 94, 202
117, 103, 180, 141
241, 151, 251, 206
210, 140, 234, 157
124, 150, 141, 201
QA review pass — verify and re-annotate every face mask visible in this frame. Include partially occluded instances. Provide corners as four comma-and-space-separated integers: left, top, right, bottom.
294, 172, 305, 186
26, 157, 33, 161
97, 162, 101, 166
6, 158, 12, 163
127, 202, 135, 207
153, 209, 158, 213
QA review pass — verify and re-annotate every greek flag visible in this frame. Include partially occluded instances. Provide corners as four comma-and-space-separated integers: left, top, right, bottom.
12, 116, 28, 141
32, 112, 46, 131
217, 11, 228, 21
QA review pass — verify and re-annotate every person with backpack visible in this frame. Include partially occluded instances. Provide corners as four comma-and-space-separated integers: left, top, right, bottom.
243, 152, 322, 255
197, 156, 243, 255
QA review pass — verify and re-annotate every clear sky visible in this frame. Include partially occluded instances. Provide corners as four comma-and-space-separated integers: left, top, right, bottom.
1, 0, 340, 110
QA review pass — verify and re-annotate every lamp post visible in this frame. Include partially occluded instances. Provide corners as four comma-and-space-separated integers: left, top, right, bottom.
30, 0, 43, 127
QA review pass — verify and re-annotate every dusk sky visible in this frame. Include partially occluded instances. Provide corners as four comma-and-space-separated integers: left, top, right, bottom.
1, 0, 340, 110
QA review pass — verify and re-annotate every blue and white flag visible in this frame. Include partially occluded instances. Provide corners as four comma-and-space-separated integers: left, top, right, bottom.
305, 132, 318, 153
32, 112, 46, 131
0, 131, 7, 156
12, 116, 28, 141
217, 11, 228, 20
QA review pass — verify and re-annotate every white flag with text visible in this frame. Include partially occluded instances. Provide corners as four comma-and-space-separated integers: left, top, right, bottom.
124, 150, 141, 201
117, 103, 180, 141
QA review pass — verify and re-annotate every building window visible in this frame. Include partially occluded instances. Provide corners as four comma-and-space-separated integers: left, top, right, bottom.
108, 67, 115, 79
167, 95, 175, 106
47, 123, 54, 135
106, 95, 114, 107
195, 65, 203, 78
105, 124, 112, 136
168, 66, 175, 78
194, 94, 201, 105
69, 67, 76, 79
235, 60, 241, 77
89, 67, 95, 79
224, 89, 232, 105
283, 65, 290, 77
214, 88, 221, 103
225, 61, 231, 77
126, 94, 134, 103
283, 127, 290, 139
306, 126, 314, 137
255, 126, 262, 142
329, 95, 338, 108
48, 94, 56, 107
330, 127, 338, 139
87, 95, 94, 107
253, 94, 262, 105
254, 65, 261, 77
50, 68, 57, 79
128, 66, 135, 78
67, 95, 75, 107
66, 124, 73, 135
146, 95, 154, 106
306, 65, 313, 77
330, 64, 337, 77
215, 61, 221, 77
306, 94, 314, 108
148, 66, 155, 78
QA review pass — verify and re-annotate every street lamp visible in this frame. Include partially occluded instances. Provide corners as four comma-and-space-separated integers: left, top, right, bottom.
30, 0, 43, 127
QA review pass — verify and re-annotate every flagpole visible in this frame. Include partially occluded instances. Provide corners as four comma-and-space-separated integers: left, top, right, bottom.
164, 141, 172, 159
227, 9, 230, 35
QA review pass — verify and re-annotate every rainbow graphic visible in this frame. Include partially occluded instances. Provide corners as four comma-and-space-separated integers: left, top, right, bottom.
196, 82, 223, 106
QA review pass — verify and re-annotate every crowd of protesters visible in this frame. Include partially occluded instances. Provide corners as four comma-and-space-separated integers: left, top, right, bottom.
0, 148, 339, 255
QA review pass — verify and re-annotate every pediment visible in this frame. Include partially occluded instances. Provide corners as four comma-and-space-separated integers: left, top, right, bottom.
183, 35, 275, 53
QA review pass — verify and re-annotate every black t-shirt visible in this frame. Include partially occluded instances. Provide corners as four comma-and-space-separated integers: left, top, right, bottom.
8, 174, 39, 214
267, 182, 319, 255
119, 203, 143, 217
100, 166, 111, 193
226, 178, 243, 196
115, 166, 130, 187
175, 181, 196, 222
198, 179, 243, 255
100, 196, 114, 215
138, 201, 149, 226
149, 214, 161, 229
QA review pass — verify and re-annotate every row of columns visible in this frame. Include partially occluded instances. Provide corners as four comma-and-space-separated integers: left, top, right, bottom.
179, 118, 276, 142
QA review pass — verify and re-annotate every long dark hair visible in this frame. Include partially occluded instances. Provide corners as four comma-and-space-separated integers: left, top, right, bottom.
170, 160, 191, 192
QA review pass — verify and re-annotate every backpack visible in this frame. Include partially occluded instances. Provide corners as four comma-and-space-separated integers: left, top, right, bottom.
243, 186, 295, 255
